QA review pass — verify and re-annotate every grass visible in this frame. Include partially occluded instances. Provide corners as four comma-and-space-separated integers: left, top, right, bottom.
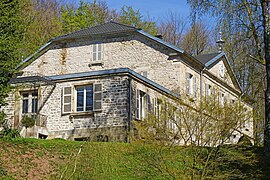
0, 138, 269, 179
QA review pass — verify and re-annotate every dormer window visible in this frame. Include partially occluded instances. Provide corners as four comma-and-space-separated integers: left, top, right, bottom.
93, 43, 102, 61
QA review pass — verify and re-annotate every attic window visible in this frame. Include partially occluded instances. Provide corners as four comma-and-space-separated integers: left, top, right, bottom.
93, 43, 102, 61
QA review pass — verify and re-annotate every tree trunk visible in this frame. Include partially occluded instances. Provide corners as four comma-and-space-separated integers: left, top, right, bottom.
261, 0, 270, 153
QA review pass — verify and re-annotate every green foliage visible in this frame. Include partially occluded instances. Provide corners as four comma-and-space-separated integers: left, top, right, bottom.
0, 0, 23, 106
61, 0, 109, 33
0, 111, 6, 127
21, 116, 35, 129
0, 128, 20, 139
119, 5, 158, 35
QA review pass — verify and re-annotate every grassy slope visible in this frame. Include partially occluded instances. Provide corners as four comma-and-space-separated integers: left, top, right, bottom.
0, 138, 269, 179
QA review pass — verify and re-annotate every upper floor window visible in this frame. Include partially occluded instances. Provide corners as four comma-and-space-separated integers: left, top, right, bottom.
205, 84, 212, 97
93, 43, 102, 61
21, 91, 38, 114
219, 92, 225, 106
186, 73, 197, 97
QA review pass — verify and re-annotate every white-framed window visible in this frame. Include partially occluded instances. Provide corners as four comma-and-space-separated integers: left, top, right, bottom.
205, 84, 212, 97
75, 85, 93, 112
186, 73, 193, 95
62, 83, 102, 114
219, 92, 225, 106
21, 91, 38, 115
93, 43, 102, 61
136, 90, 151, 120
154, 98, 162, 120
186, 73, 197, 97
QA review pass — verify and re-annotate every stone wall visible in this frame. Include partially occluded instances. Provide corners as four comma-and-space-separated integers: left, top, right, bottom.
21, 34, 182, 92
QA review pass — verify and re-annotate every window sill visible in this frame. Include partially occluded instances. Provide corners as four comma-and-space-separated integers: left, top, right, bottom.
69, 111, 94, 117
88, 62, 103, 67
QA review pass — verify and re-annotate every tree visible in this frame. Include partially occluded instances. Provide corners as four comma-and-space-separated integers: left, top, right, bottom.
0, 0, 23, 107
19, 0, 62, 58
187, 0, 270, 152
118, 6, 158, 35
157, 11, 187, 47
61, 0, 110, 34
181, 21, 211, 55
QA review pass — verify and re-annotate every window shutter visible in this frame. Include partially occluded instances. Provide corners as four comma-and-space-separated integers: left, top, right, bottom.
136, 89, 140, 119
93, 44, 97, 61
62, 87, 72, 113
186, 73, 190, 95
93, 83, 102, 111
98, 43, 102, 61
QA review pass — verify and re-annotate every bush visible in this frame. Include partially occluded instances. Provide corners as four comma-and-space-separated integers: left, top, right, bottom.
21, 116, 35, 129
0, 128, 20, 139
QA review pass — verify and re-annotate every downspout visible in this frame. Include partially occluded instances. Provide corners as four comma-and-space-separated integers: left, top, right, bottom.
127, 77, 132, 143
199, 67, 206, 146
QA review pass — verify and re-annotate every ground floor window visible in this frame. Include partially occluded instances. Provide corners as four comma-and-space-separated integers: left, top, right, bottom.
136, 90, 151, 120
21, 91, 38, 114
76, 85, 93, 112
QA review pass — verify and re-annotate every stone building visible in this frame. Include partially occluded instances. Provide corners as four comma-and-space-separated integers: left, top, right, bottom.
1, 22, 253, 143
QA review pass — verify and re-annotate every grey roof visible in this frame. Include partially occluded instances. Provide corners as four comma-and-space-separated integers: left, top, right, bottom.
195, 52, 221, 65
53, 21, 138, 41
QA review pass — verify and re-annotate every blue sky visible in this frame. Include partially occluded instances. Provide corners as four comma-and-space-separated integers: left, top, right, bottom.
64, 0, 191, 21
106, 0, 191, 20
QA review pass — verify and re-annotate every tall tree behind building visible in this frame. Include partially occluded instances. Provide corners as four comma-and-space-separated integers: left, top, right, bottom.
187, 0, 269, 151
0, 0, 23, 106
181, 21, 210, 55
19, 0, 62, 58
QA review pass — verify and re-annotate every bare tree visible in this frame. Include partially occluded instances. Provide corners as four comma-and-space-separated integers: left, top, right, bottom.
157, 11, 187, 47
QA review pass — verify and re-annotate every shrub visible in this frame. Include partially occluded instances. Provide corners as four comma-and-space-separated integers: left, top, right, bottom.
21, 116, 35, 129
0, 128, 20, 139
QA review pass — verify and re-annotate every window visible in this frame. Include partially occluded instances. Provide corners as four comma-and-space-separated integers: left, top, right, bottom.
186, 73, 197, 97
62, 83, 102, 114
136, 90, 151, 120
21, 91, 38, 114
154, 98, 162, 120
205, 84, 212, 97
76, 85, 93, 112
186, 73, 193, 95
219, 92, 225, 106
93, 43, 102, 61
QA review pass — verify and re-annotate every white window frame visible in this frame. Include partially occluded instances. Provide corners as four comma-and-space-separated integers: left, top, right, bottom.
136, 90, 150, 120
21, 91, 38, 115
186, 73, 193, 96
75, 85, 93, 112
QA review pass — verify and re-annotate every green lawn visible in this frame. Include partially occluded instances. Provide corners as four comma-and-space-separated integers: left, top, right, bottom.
0, 138, 269, 179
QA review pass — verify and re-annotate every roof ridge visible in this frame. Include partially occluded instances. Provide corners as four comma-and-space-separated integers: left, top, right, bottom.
108, 20, 140, 30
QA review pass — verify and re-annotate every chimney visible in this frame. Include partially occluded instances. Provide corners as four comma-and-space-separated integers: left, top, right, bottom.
155, 34, 163, 39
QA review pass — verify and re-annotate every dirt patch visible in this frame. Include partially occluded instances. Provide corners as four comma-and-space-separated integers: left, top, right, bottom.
0, 142, 63, 179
